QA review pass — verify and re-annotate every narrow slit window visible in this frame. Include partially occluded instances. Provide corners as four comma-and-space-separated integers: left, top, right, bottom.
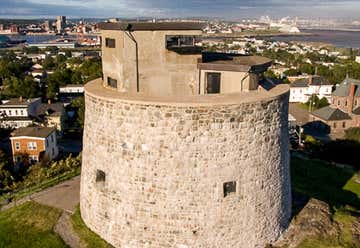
223, 181, 236, 197
96, 170, 106, 183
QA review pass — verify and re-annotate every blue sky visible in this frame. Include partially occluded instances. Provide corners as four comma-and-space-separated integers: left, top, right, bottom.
0, 0, 360, 19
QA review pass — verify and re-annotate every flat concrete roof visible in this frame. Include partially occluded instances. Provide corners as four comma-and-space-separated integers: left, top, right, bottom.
98, 22, 206, 31
85, 78, 289, 107
198, 54, 272, 73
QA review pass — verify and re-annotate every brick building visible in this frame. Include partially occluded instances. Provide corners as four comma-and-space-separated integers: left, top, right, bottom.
310, 77, 360, 133
10, 127, 59, 164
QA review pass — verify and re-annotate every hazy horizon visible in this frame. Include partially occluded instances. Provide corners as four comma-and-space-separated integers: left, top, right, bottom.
0, 0, 360, 21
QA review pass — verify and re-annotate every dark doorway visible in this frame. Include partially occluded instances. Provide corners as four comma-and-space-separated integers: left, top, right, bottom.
206, 72, 221, 94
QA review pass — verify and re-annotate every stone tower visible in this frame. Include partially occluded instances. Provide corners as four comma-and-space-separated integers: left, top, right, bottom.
80, 21, 291, 248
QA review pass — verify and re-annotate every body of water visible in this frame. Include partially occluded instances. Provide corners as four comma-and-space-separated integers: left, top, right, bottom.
7, 34, 96, 44
267, 29, 360, 48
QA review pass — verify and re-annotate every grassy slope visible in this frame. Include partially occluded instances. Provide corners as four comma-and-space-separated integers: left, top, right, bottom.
292, 157, 360, 248
71, 206, 112, 248
0, 201, 66, 248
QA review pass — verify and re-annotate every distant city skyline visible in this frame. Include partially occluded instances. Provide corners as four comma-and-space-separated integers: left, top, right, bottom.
1, 0, 360, 20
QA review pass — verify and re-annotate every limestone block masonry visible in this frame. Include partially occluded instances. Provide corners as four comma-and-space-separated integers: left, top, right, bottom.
80, 79, 292, 248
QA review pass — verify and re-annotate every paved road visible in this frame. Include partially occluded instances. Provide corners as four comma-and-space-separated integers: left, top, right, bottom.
289, 103, 310, 126
32, 176, 80, 213
1, 176, 80, 213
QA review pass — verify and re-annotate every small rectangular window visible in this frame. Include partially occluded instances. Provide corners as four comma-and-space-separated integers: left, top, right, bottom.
105, 38, 115, 48
223, 181, 236, 197
206, 72, 221, 94
96, 170, 106, 183
27, 142, 37, 150
15, 142, 20, 150
107, 77, 117, 88
343, 122, 346, 128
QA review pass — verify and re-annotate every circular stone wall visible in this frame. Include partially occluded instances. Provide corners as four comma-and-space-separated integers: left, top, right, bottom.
80, 80, 292, 248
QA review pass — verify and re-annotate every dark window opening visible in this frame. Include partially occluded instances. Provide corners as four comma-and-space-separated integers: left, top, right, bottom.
96, 170, 106, 183
166, 35, 196, 48
206, 72, 221, 94
166, 35, 202, 54
342, 122, 346, 128
223, 181, 236, 197
105, 38, 115, 48
107, 77, 117, 88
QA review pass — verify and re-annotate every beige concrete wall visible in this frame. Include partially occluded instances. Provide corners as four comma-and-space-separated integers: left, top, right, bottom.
80, 80, 292, 248
199, 70, 259, 94
101, 30, 202, 96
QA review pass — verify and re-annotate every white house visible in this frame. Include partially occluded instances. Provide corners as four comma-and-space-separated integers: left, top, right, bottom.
289, 76, 333, 103
59, 84, 84, 94
356, 56, 360, 64
0, 97, 41, 128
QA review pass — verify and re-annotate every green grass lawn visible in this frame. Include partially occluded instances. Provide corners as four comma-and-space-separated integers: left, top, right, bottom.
0, 201, 66, 248
292, 156, 360, 248
291, 157, 360, 209
71, 206, 112, 248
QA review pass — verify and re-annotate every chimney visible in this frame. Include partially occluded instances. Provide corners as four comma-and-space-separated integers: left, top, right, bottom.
348, 83, 356, 114
19, 96, 23, 102
48, 99, 51, 105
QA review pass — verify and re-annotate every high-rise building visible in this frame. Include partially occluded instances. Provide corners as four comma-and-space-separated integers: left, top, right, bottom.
44, 20, 50, 32
0, 24, 4, 31
56, 16, 66, 33
10, 25, 19, 34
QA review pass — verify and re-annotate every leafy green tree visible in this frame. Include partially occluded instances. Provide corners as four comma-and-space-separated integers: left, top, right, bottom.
42, 56, 55, 70
71, 97, 85, 129
55, 54, 67, 65
45, 46, 59, 54
0, 149, 13, 192
284, 69, 299, 77
3, 76, 39, 99
306, 95, 329, 111
23, 46, 40, 54
344, 128, 360, 143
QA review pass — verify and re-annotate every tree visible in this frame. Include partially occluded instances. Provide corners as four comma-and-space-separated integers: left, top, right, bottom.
56, 54, 67, 65
0, 149, 13, 192
45, 46, 59, 54
23, 46, 40, 54
3, 76, 39, 99
42, 55, 55, 70
71, 97, 85, 129
344, 127, 360, 143
306, 95, 329, 111
284, 69, 299, 77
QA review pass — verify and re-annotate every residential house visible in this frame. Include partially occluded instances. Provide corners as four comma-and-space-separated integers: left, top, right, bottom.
289, 75, 333, 103
59, 84, 84, 102
36, 102, 66, 132
310, 77, 360, 133
10, 127, 59, 164
0, 97, 41, 128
